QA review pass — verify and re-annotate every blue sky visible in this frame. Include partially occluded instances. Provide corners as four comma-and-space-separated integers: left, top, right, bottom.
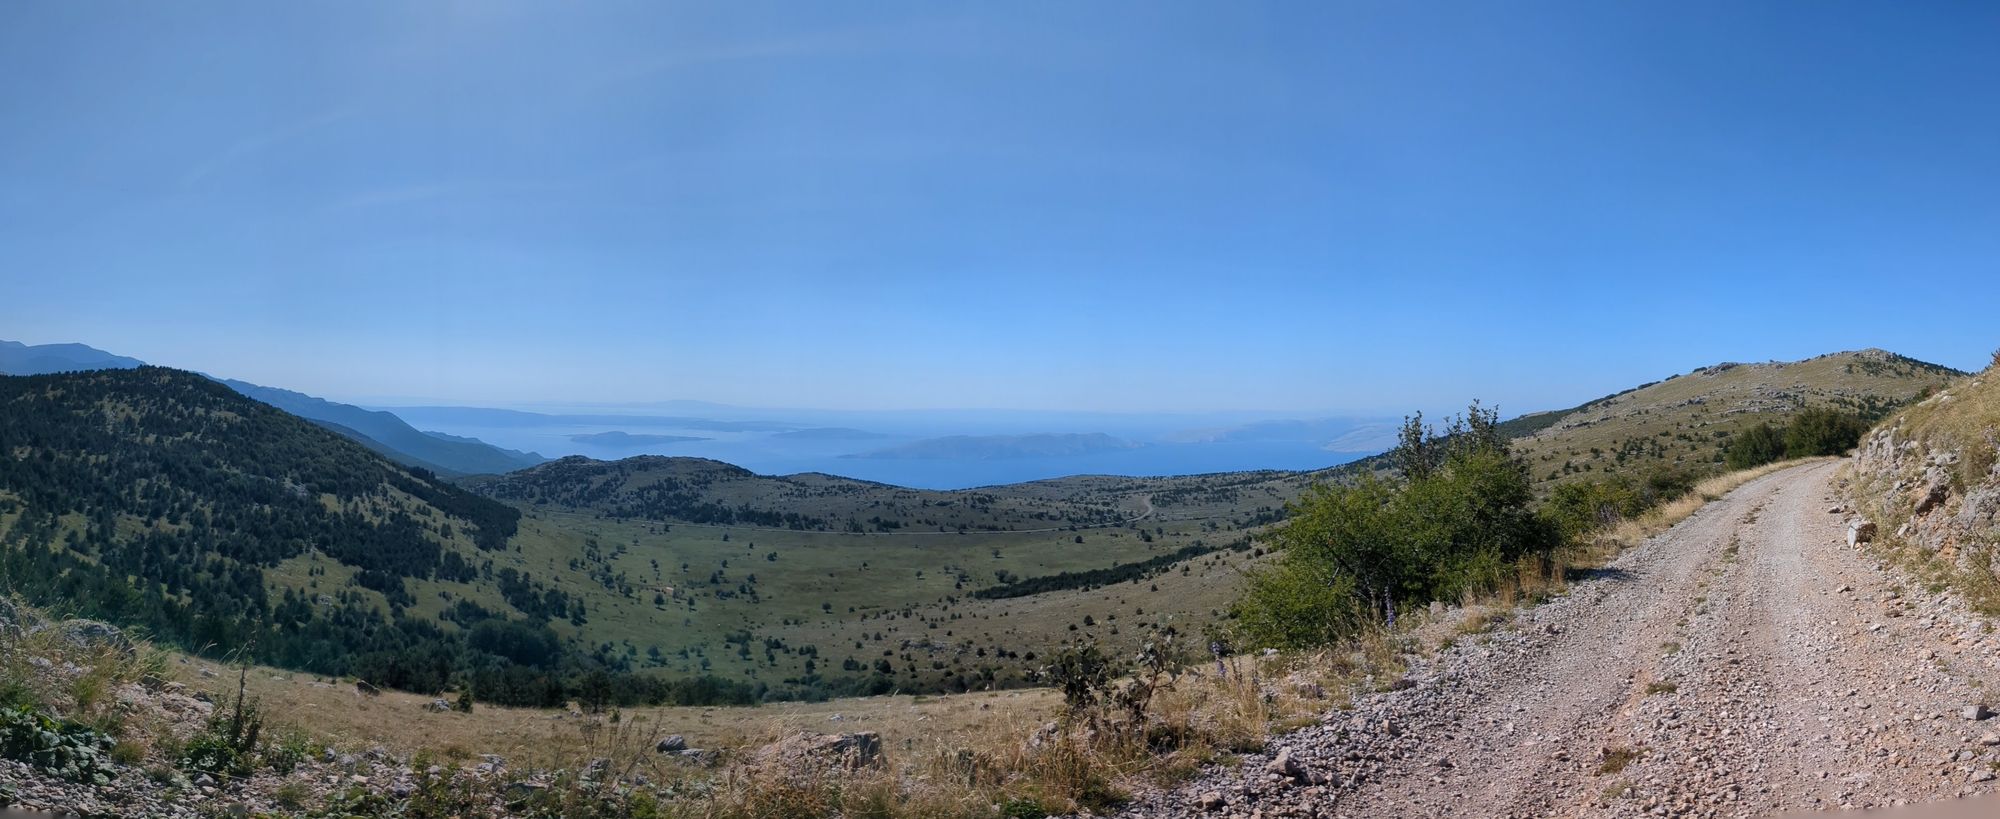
3, 1, 1997, 414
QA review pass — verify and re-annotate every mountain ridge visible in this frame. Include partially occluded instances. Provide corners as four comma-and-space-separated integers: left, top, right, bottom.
219, 378, 548, 477
0, 339, 143, 375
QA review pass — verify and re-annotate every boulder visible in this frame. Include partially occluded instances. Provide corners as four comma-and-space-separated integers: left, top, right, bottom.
1847, 519, 1877, 548
1914, 480, 1951, 516
757, 731, 884, 771
425, 699, 452, 713
1964, 704, 1993, 721
1027, 721, 1062, 749
47, 619, 133, 654
655, 735, 687, 754
1265, 748, 1304, 781
503, 781, 548, 802
0, 596, 32, 635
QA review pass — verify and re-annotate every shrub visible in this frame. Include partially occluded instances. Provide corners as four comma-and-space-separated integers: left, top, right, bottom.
1725, 423, 1787, 469
109, 740, 144, 766
1001, 798, 1051, 819
1234, 403, 1556, 647
182, 669, 264, 777
274, 781, 311, 812
0, 705, 117, 784
1727, 408, 1867, 469
1784, 407, 1867, 458
264, 729, 315, 774
178, 731, 242, 777
1042, 644, 1114, 713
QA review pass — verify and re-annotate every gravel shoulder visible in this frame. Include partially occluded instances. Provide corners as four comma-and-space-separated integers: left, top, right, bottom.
1122, 461, 2000, 818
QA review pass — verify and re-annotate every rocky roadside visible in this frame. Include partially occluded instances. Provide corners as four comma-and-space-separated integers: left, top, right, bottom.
1108, 461, 2000, 819
0, 665, 568, 819
1, 736, 532, 818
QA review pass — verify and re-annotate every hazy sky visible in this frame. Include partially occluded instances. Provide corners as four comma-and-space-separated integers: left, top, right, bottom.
4, 2, 1997, 413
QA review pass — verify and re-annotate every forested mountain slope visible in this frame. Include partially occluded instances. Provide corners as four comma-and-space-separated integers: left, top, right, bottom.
0, 367, 648, 704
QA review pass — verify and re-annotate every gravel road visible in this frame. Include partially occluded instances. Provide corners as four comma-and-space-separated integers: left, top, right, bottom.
1123, 461, 2000, 818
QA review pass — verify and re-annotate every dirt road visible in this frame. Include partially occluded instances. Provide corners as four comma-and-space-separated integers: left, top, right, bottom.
1126, 461, 2000, 818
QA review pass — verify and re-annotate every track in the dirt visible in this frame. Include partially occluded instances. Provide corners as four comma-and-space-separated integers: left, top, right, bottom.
1122, 461, 2000, 818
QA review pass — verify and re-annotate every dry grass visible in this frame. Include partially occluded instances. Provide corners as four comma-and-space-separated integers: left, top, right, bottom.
0, 612, 168, 735
195, 663, 1058, 770
1885, 368, 2000, 491
154, 630, 1402, 818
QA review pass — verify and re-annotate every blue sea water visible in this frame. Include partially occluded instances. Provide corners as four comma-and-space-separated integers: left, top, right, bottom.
410, 419, 1369, 489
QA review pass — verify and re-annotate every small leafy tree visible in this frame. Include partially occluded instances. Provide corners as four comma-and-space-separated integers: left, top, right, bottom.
1042, 643, 1114, 714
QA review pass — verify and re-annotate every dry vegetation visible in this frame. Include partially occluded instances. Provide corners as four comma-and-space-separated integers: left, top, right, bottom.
50, 622, 1414, 818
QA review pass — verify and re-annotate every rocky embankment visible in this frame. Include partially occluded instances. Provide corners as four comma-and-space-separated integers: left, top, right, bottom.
1115, 461, 2000, 818
1847, 381, 2000, 579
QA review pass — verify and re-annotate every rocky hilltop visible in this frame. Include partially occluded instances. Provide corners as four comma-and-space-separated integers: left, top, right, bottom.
1513, 348, 1960, 488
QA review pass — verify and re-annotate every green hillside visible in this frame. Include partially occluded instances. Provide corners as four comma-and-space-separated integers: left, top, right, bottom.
0, 367, 1300, 703
1511, 349, 1960, 487
463, 455, 1299, 696
0, 367, 714, 707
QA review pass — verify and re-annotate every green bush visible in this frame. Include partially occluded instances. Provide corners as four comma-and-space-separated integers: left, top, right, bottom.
263, 729, 314, 774
1726, 408, 1868, 469
0, 705, 117, 784
1042, 643, 1115, 713
1725, 422, 1787, 469
1235, 558, 1363, 650
181, 674, 264, 777
1784, 407, 1868, 458
178, 730, 243, 776
1544, 467, 1701, 540
1234, 404, 1557, 648
1001, 797, 1052, 819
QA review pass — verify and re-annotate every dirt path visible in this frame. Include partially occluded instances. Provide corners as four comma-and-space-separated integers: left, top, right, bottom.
1122, 461, 2000, 818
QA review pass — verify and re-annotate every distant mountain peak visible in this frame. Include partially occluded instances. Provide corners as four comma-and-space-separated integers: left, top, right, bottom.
0, 339, 144, 375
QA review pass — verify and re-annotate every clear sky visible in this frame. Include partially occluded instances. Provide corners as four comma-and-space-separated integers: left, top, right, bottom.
3, 1, 1997, 414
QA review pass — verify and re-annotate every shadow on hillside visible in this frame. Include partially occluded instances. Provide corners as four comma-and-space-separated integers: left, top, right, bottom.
1566, 566, 1635, 584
